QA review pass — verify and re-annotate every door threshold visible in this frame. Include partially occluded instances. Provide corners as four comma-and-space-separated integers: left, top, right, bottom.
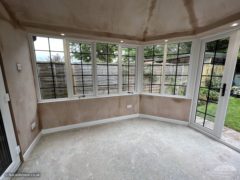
189, 123, 240, 154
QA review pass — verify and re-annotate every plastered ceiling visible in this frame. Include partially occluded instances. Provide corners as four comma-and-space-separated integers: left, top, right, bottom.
1, 0, 240, 41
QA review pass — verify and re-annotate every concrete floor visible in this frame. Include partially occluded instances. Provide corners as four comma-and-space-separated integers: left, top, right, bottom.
196, 117, 240, 149
16, 118, 240, 180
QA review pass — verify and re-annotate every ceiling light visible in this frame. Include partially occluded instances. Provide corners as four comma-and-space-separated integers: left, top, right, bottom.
60, 33, 65, 36
165, 39, 168, 42
120, 40, 124, 43
231, 23, 238, 27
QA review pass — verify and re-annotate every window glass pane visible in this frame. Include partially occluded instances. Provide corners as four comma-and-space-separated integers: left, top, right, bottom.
96, 43, 108, 54
98, 76, 108, 85
165, 65, 176, 75
176, 76, 188, 86
177, 65, 188, 75
179, 42, 191, 54
34, 37, 49, 51
69, 42, 93, 96
143, 44, 164, 93
175, 86, 186, 96
122, 47, 136, 92
35, 51, 50, 62
37, 64, 52, 76
164, 41, 191, 95
55, 88, 67, 98
49, 38, 64, 51
33, 36, 67, 99
55, 76, 67, 88
51, 52, 64, 63
152, 85, 161, 93
144, 46, 153, 58
165, 76, 175, 85
96, 43, 119, 95
165, 85, 175, 95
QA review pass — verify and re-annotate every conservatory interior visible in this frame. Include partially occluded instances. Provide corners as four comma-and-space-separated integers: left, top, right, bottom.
1, 0, 240, 179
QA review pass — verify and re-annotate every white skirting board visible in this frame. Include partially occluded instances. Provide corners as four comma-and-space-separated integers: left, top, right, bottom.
23, 114, 188, 161
41, 114, 139, 135
138, 114, 189, 126
23, 132, 42, 161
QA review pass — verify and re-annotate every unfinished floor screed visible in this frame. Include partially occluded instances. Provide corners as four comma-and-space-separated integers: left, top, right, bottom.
16, 118, 240, 180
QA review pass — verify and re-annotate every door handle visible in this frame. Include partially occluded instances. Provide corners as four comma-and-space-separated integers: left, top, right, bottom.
221, 83, 227, 96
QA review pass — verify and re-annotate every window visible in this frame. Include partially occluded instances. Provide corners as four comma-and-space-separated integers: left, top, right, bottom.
164, 42, 191, 96
143, 45, 164, 93
143, 41, 192, 96
33, 36, 67, 99
31, 35, 192, 101
69, 42, 93, 97
122, 47, 136, 92
96, 43, 119, 95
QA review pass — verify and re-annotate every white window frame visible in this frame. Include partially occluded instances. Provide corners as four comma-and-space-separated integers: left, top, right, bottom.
120, 44, 139, 94
29, 33, 139, 102
140, 38, 196, 98
65, 39, 95, 98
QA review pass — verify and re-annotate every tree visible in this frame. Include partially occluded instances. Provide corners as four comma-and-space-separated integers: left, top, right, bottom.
69, 42, 91, 63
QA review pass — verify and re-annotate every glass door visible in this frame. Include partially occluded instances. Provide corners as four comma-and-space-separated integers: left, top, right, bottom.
0, 110, 12, 176
0, 65, 21, 178
221, 46, 240, 150
193, 37, 230, 133
191, 30, 240, 147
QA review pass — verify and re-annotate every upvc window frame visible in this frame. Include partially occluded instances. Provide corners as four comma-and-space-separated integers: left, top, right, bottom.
65, 39, 95, 98
141, 38, 197, 98
121, 44, 139, 94
29, 33, 139, 102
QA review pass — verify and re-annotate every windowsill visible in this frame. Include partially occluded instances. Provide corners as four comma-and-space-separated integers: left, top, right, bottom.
38, 92, 139, 104
38, 92, 191, 104
139, 93, 192, 100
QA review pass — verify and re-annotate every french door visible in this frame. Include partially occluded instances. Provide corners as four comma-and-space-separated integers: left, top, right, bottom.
191, 30, 240, 147
0, 65, 21, 179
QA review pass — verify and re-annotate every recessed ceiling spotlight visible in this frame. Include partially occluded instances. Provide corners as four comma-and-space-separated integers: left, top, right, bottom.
231, 23, 238, 27
120, 40, 124, 43
60, 33, 65, 36
165, 39, 168, 42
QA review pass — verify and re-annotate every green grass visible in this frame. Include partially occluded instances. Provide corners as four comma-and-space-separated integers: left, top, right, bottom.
197, 97, 240, 132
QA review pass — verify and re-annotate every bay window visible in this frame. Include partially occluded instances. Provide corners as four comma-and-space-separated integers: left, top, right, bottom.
31, 35, 192, 101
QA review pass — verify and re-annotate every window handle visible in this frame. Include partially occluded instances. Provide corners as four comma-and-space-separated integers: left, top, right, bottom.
221, 83, 227, 96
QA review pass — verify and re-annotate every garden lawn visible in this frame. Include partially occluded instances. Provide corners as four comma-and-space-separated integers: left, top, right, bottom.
197, 96, 240, 132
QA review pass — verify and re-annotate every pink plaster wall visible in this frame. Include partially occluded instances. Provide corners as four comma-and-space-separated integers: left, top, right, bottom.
0, 20, 40, 153
39, 95, 140, 129
139, 94, 191, 121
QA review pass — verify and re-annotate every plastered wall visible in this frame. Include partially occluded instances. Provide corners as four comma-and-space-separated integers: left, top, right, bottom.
39, 95, 140, 129
0, 19, 40, 153
39, 94, 192, 129
139, 94, 191, 121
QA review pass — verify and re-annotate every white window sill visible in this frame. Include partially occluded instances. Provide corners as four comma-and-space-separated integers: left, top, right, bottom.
38, 92, 192, 104
139, 93, 192, 100
38, 92, 139, 104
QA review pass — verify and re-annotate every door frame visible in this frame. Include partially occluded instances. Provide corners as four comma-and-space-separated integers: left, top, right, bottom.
189, 30, 240, 139
0, 65, 21, 179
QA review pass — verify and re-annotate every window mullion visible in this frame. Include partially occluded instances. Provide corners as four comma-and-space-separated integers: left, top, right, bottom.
48, 38, 57, 98
137, 46, 144, 93
92, 43, 98, 96
64, 39, 74, 98
118, 45, 122, 94
161, 43, 168, 94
